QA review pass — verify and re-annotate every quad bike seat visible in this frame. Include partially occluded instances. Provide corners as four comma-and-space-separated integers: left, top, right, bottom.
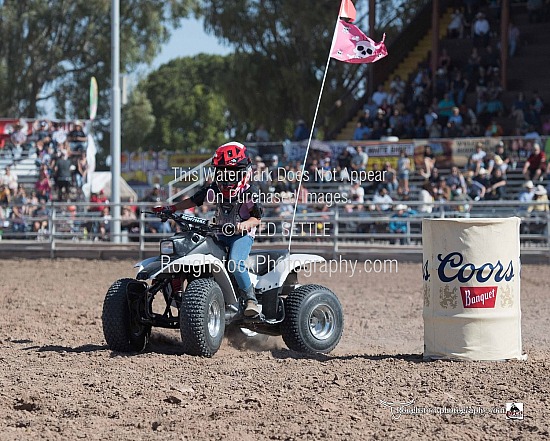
245, 249, 289, 276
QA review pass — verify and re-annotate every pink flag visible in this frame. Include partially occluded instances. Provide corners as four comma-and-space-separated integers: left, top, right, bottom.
339, 0, 356, 22
330, 20, 388, 64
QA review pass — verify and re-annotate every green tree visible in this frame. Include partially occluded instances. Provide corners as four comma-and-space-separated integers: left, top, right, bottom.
0, 0, 196, 118
122, 89, 156, 150
142, 55, 230, 152
199, 0, 353, 139
198, 0, 429, 140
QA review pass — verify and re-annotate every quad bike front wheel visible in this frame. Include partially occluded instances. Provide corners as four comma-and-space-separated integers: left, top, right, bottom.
179, 278, 225, 357
102, 278, 151, 352
281, 284, 344, 354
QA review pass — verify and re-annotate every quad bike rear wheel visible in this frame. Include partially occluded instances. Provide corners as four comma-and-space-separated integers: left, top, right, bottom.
281, 284, 343, 354
180, 278, 225, 357
102, 278, 151, 352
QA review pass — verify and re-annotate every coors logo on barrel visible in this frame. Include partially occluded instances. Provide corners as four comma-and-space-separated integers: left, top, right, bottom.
435, 252, 515, 309
437, 252, 515, 283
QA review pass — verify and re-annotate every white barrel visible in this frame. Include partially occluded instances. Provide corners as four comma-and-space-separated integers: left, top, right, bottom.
422, 217, 525, 361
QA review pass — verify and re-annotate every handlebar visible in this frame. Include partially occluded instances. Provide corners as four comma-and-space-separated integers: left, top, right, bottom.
144, 210, 236, 235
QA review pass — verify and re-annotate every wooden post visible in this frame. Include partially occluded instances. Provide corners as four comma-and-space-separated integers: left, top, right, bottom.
431, 0, 440, 95
500, 0, 509, 90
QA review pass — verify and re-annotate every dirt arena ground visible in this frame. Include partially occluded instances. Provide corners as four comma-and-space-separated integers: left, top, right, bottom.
0, 258, 549, 440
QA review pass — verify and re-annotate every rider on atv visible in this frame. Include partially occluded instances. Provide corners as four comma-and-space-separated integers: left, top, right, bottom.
153, 141, 263, 317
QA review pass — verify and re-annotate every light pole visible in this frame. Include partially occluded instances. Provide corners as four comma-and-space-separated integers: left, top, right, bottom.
111, 0, 121, 242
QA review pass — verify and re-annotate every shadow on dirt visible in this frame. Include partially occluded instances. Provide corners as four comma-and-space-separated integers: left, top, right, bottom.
23, 344, 109, 353
270, 350, 426, 363
141, 332, 187, 356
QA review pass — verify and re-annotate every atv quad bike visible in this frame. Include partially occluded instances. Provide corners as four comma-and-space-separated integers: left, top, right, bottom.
102, 211, 344, 357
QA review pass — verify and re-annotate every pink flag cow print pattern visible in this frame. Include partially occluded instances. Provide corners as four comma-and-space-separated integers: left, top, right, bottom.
330, 20, 388, 64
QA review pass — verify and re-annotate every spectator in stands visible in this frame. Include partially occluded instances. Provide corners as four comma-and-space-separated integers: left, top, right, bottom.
397, 150, 411, 196
0, 184, 11, 205
51, 122, 67, 148
35, 120, 50, 142
143, 184, 172, 234
121, 205, 138, 234
527, 185, 549, 213
542, 116, 550, 136
337, 149, 353, 176
389, 75, 406, 96
382, 162, 398, 193
508, 21, 520, 57
428, 119, 443, 138
254, 124, 270, 142
371, 84, 388, 107
531, 91, 544, 116
511, 94, 527, 132
518, 180, 536, 208
486, 81, 504, 116
418, 181, 434, 213
485, 168, 507, 200
351, 146, 368, 171
90, 190, 108, 212
523, 142, 547, 181
349, 180, 365, 204
434, 176, 451, 203
389, 204, 416, 244
429, 167, 442, 186
468, 142, 487, 174
293, 119, 309, 141
437, 93, 456, 126
9, 122, 27, 154
434, 68, 449, 100
373, 187, 393, 212
386, 88, 400, 107
421, 145, 436, 178
2, 166, 18, 195
35, 167, 52, 203
448, 9, 465, 38
465, 171, 486, 201
75, 151, 88, 190
448, 106, 464, 128
54, 151, 72, 201
472, 12, 490, 48
485, 119, 504, 137
98, 206, 111, 241
450, 72, 469, 106
10, 201, 26, 236
446, 166, 467, 198
68, 121, 87, 152
353, 121, 370, 140
363, 98, 379, 119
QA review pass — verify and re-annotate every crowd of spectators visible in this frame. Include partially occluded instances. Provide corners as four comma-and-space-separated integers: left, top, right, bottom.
0, 119, 91, 238
352, 4, 546, 144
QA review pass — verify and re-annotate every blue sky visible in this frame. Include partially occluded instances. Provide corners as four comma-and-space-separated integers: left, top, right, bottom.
151, 17, 232, 69
42, 17, 230, 119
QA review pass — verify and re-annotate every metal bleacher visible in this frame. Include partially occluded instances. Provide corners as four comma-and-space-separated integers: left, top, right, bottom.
0, 151, 39, 186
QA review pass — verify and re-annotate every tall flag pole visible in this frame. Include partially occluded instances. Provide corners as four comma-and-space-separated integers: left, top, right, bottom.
111, 0, 122, 243
287, 0, 387, 252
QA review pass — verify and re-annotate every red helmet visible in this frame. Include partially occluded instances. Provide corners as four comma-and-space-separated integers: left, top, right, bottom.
212, 142, 252, 197
212, 142, 250, 168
